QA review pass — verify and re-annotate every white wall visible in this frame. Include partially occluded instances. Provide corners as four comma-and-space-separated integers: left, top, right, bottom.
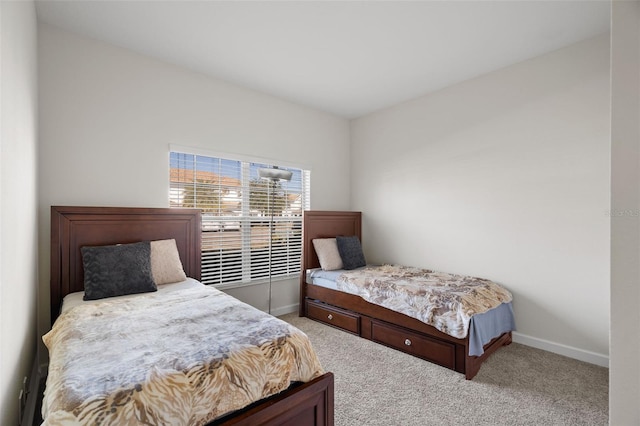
37, 24, 350, 347
350, 35, 610, 363
0, 1, 39, 425
610, 1, 640, 423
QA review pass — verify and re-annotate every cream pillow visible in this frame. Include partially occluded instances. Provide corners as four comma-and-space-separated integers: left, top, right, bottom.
150, 239, 187, 284
312, 238, 343, 271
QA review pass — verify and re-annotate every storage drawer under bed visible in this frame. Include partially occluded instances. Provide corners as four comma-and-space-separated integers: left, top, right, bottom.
370, 319, 456, 369
306, 299, 360, 335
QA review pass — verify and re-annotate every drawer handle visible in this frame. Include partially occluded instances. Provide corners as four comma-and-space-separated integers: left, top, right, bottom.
327, 314, 333, 320
404, 339, 412, 346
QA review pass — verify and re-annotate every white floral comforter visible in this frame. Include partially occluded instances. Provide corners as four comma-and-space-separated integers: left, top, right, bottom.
336, 265, 512, 339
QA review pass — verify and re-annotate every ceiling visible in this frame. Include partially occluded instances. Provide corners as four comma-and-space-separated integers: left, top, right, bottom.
35, 1, 611, 119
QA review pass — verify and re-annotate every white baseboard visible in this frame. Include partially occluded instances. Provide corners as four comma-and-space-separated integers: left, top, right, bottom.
512, 332, 609, 368
270, 303, 299, 317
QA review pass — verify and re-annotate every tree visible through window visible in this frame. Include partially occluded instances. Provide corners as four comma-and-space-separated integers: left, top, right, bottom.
169, 151, 310, 286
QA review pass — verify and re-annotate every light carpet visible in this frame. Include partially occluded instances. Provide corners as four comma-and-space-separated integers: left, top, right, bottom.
280, 313, 608, 426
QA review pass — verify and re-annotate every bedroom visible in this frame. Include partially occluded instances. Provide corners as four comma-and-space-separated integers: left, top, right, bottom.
1, 1, 638, 425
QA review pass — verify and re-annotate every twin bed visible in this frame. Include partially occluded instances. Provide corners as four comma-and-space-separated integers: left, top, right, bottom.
46, 206, 333, 426
299, 211, 515, 380
43, 206, 514, 425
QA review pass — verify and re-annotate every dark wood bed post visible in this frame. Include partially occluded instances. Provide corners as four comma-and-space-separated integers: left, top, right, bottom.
299, 211, 362, 316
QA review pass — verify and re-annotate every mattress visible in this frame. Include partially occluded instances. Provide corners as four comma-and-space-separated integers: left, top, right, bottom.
306, 268, 355, 290
307, 266, 515, 356
43, 281, 324, 425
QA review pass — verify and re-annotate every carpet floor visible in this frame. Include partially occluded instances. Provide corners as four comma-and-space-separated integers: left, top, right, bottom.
280, 313, 608, 426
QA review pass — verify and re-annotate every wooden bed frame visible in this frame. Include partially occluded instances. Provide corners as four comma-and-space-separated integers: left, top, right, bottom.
50, 206, 334, 426
299, 210, 512, 380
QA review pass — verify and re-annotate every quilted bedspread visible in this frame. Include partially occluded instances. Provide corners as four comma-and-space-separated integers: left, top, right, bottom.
336, 265, 512, 339
42, 285, 324, 425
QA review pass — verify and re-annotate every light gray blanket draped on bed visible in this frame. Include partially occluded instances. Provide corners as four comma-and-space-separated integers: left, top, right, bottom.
42, 285, 324, 425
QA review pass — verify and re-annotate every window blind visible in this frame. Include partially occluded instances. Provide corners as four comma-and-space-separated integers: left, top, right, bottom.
169, 151, 310, 287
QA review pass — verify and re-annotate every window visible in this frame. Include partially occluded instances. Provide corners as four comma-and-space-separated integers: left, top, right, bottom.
169, 150, 310, 287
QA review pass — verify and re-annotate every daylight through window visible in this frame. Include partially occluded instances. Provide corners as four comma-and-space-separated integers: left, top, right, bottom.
169, 151, 310, 286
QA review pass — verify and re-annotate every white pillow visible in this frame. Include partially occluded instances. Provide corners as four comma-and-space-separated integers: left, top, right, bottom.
150, 239, 187, 284
312, 238, 343, 271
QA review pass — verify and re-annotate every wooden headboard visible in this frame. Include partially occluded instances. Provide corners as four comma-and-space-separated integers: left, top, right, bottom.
299, 211, 362, 313
50, 206, 202, 324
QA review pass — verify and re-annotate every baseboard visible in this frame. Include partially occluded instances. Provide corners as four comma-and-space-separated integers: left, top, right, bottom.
20, 357, 41, 426
512, 332, 609, 368
270, 303, 299, 317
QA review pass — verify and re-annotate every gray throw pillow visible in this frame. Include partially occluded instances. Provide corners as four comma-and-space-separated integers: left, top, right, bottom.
336, 236, 366, 270
81, 241, 157, 300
